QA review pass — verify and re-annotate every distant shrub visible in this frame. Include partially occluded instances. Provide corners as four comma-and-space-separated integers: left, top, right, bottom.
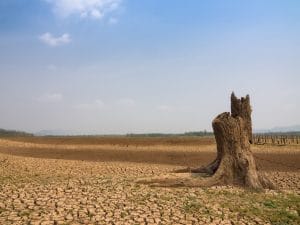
0, 128, 33, 137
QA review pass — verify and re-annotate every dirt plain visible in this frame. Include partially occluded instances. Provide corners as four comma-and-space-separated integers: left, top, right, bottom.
0, 136, 299, 225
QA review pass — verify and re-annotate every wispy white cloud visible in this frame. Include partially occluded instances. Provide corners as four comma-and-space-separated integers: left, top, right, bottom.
37, 93, 63, 103
75, 99, 106, 110
45, 0, 122, 19
39, 33, 71, 46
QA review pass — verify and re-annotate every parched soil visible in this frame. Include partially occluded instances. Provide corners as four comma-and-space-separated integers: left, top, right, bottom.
0, 137, 299, 225
0, 137, 299, 172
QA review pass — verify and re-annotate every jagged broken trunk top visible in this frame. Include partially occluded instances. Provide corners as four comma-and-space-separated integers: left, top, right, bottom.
210, 93, 274, 189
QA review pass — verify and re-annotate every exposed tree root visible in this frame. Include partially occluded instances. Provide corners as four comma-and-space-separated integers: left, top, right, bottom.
137, 170, 274, 190
173, 158, 220, 175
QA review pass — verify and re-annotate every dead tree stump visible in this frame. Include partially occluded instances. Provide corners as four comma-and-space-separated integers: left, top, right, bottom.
208, 93, 274, 189
138, 92, 275, 190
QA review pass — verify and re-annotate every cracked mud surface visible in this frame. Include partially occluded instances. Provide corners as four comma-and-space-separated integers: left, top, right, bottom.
0, 137, 299, 225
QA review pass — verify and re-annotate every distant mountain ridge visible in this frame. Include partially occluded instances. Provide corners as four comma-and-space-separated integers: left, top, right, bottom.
270, 125, 300, 132
35, 130, 78, 136
254, 125, 300, 133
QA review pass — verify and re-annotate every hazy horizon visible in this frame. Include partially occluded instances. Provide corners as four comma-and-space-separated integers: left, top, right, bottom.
1, 0, 300, 134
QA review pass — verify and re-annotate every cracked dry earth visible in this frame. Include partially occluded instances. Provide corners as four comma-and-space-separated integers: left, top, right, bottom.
0, 140, 299, 225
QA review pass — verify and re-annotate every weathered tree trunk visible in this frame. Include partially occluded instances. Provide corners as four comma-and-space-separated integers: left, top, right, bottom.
210, 95, 269, 188
139, 93, 275, 189
194, 93, 274, 189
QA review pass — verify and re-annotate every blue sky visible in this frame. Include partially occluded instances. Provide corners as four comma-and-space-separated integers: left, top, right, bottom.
0, 0, 300, 134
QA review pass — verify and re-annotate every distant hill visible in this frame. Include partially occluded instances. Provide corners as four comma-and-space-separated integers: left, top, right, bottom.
0, 128, 33, 137
255, 125, 300, 133
270, 125, 300, 132
34, 129, 214, 137
35, 129, 77, 136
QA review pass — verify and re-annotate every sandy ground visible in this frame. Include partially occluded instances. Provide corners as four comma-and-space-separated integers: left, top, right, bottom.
0, 137, 299, 225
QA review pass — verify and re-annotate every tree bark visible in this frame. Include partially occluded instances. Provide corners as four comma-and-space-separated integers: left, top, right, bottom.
196, 93, 274, 189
